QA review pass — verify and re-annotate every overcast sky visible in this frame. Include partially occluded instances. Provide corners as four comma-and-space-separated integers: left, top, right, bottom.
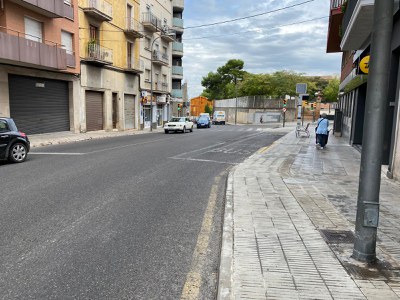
181, 0, 342, 99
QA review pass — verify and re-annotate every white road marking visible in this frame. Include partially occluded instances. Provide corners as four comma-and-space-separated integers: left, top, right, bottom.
170, 157, 238, 165
30, 152, 85, 155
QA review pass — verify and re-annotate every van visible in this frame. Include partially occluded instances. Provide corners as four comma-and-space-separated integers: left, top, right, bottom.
213, 111, 226, 125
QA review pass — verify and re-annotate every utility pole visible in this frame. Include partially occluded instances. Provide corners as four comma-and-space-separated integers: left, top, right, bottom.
353, 0, 394, 262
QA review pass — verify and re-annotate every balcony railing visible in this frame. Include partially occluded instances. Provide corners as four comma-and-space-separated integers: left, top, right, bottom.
0, 27, 67, 70
171, 89, 183, 98
331, 0, 345, 9
142, 12, 162, 31
152, 50, 169, 65
9, 0, 64, 18
153, 81, 168, 92
64, 2, 74, 20
172, 65, 183, 76
125, 58, 144, 73
173, 18, 184, 31
172, 42, 183, 56
161, 26, 175, 42
85, 43, 113, 65
82, 0, 113, 21
124, 18, 144, 38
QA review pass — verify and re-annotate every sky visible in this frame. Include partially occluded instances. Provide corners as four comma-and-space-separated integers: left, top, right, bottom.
181, 0, 342, 99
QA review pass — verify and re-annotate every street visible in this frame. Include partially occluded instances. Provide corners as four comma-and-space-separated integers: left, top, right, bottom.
0, 125, 284, 299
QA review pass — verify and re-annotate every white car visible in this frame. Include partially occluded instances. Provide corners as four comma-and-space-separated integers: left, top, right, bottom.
164, 117, 194, 134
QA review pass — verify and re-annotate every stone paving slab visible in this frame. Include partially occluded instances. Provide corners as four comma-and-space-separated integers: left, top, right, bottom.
219, 125, 400, 299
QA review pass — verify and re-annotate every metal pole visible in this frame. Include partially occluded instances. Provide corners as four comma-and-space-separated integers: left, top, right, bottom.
150, 53, 153, 132
353, 0, 393, 262
235, 77, 238, 125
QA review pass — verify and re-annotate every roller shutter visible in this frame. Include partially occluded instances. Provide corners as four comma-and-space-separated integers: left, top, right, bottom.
86, 91, 103, 131
124, 94, 135, 129
9, 74, 70, 134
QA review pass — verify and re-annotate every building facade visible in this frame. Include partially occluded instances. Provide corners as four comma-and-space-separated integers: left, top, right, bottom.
78, 0, 142, 132
0, 0, 80, 134
326, 0, 400, 180
190, 96, 212, 117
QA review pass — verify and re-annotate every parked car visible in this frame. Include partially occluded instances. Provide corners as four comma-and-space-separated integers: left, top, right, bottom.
213, 111, 226, 125
164, 117, 194, 133
0, 117, 30, 163
197, 116, 211, 128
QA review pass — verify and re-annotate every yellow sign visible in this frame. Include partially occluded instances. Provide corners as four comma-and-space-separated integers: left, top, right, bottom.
359, 55, 370, 74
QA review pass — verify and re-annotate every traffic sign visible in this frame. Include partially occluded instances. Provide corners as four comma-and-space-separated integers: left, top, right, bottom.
282, 108, 287, 112
296, 83, 307, 94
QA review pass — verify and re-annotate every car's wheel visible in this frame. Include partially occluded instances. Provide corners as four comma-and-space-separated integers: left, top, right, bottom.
164, 130, 169, 134
182, 126, 186, 133
9, 142, 27, 163
190, 126, 193, 132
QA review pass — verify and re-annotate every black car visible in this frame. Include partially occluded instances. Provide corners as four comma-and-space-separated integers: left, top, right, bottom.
0, 117, 30, 163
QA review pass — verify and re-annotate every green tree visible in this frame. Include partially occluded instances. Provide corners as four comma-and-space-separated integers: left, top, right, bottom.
323, 78, 340, 102
204, 103, 213, 115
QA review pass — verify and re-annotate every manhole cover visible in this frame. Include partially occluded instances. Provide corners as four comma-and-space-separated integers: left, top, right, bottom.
319, 229, 355, 244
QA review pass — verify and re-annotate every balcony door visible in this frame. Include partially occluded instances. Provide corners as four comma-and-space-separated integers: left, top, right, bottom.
127, 4, 133, 29
24, 17, 42, 43
127, 42, 133, 68
89, 25, 99, 44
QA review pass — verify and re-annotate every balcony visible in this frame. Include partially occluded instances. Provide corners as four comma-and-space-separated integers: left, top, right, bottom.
341, 0, 374, 51
64, 2, 74, 20
172, 66, 183, 79
171, 89, 183, 98
326, 0, 345, 53
152, 50, 169, 66
125, 58, 144, 74
0, 28, 67, 70
9, 0, 64, 18
66, 51, 76, 67
84, 43, 113, 65
153, 81, 168, 93
142, 12, 161, 32
173, 0, 184, 12
82, 0, 113, 22
161, 26, 175, 42
172, 42, 183, 57
172, 17, 184, 32
124, 18, 144, 39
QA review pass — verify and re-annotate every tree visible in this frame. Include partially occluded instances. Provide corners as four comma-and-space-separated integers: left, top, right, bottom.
204, 103, 213, 115
323, 78, 340, 102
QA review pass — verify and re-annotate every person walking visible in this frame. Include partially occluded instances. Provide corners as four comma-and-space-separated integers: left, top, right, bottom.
315, 113, 329, 149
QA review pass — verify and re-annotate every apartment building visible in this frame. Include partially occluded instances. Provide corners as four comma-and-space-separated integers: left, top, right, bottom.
139, 0, 175, 129
326, 0, 400, 180
0, 0, 80, 134
171, 0, 184, 116
78, 0, 142, 132
190, 96, 212, 117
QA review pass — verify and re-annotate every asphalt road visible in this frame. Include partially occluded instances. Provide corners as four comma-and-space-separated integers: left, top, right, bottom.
0, 124, 285, 299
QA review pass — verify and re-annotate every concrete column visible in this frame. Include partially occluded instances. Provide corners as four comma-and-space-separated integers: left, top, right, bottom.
0, 68, 10, 117
104, 89, 113, 131
69, 79, 81, 133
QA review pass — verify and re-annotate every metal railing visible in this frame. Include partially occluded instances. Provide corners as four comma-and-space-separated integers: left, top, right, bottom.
173, 18, 184, 29
0, 26, 67, 69
86, 42, 113, 63
83, 0, 113, 18
331, 0, 345, 9
152, 50, 169, 64
172, 65, 183, 76
154, 81, 168, 92
142, 12, 162, 29
126, 18, 143, 32
172, 42, 183, 53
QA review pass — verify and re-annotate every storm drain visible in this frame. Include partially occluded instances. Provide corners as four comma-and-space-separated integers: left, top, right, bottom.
319, 229, 355, 244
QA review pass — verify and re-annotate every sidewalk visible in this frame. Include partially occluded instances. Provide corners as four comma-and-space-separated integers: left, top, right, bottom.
28, 128, 163, 148
219, 124, 400, 299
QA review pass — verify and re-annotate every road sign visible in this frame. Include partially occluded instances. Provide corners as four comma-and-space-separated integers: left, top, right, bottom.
360, 55, 370, 74
296, 83, 307, 94
282, 107, 287, 112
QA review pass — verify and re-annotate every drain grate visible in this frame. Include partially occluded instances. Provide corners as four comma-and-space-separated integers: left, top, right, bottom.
319, 229, 355, 244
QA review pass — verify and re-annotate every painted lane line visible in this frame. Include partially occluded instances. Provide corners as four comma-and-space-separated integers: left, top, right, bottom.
170, 157, 238, 165
30, 152, 85, 155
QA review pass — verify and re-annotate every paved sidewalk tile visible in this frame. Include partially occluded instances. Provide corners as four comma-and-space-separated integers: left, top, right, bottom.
219, 125, 400, 299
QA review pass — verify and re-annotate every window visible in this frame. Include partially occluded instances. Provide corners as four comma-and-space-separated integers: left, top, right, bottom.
127, 42, 133, 67
24, 17, 42, 43
145, 69, 150, 81
89, 25, 98, 42
145, 36, 151, 50
61, 31, 73, 54
0, 120, 8, 132
163, 74, 167, 84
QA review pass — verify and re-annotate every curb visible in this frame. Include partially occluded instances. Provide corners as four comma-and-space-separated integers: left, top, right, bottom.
217, 167, 235, 300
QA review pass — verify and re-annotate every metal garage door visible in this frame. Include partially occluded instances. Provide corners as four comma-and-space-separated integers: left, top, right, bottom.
124, 94, 135, 129
9, 75, 70, 134
86, 91, 103, 131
